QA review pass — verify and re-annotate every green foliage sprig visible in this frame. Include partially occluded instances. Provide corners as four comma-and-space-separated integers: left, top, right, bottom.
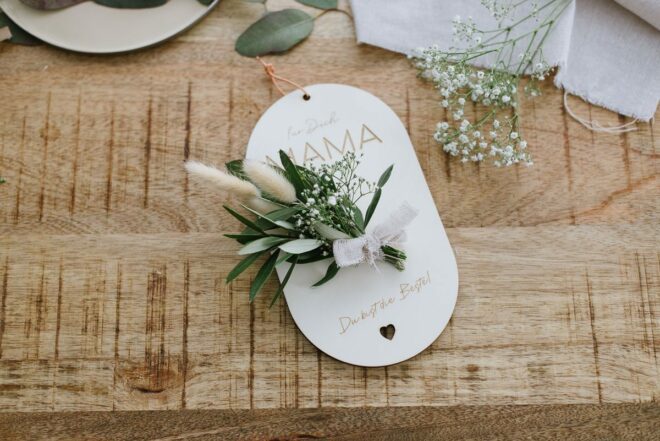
0, 12, 41, 45
185, 151, 401, 305
235, 0, 346, 57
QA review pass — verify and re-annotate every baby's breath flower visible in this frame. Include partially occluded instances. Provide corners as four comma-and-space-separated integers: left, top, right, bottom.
411, 0, 570, 167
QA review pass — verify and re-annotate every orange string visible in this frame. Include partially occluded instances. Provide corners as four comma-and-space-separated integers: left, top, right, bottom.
256, 57, 310, 98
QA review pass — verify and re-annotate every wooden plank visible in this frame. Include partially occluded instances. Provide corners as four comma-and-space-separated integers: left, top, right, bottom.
0, 226, 657, 410
0, 2, 657, 234
0, 0, 658, 415
0, 404, 658, 440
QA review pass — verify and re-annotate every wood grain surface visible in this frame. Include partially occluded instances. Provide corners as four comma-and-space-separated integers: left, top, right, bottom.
1, 404, 659, 440
0, 0, 658, 421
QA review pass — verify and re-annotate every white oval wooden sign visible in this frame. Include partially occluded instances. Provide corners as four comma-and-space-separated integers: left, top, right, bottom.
246, 84, 458, 367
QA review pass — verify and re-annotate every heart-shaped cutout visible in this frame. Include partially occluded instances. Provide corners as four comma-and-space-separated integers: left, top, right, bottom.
380, 324, 395, 340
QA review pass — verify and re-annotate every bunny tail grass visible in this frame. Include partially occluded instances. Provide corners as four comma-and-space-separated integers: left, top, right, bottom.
185, 160, 260, 200
243, 160, 297, 203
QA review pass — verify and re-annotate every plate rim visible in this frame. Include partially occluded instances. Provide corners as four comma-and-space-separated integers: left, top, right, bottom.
0, 0, 220, 54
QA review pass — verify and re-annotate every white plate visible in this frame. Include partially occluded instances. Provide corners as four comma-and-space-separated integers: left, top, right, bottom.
246, 84, 459, 367
0, 0, 217, 53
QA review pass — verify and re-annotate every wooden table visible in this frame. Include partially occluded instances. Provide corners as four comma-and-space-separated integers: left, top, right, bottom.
0, 0, 658, 439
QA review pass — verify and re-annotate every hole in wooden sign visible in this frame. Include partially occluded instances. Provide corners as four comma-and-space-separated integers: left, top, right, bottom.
380, 324, 395, 340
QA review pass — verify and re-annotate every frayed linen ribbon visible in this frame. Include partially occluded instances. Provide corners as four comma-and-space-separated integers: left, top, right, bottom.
332, 202, 419, 268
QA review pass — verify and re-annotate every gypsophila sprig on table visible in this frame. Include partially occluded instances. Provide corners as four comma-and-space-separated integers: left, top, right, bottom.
411, 0, 572, 167
185, 151, 410, 305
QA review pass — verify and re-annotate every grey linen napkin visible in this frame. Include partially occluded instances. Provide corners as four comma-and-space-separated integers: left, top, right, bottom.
351, 0, 660, 120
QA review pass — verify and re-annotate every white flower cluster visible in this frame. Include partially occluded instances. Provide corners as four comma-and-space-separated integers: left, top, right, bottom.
410, 1, 571, 167
292, 153, 376, 249
452, 15, 478, 44
479, 0, 514, 21
413, 46, 532, 166
305, 152, 377, 204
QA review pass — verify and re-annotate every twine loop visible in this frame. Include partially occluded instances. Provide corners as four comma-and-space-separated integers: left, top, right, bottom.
256, 57, 310, 100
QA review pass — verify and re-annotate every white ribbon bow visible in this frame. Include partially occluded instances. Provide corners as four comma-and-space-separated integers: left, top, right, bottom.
332, 202, 419, 268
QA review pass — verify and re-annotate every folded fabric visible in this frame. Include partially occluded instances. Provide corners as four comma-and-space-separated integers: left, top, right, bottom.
351, 0, 659, 121
614, 0, 660, 30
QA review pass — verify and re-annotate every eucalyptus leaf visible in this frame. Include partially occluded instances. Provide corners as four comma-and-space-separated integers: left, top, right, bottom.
279, 239, 322, 254
0, 13, 41, 45
239, 237, 288, 255
235, 9, 313, 57
312, 261, 340, 287
295, 0, 337, 10
313, 222, 350, 240
226, 251, 265, 283
250, 250, 279, 302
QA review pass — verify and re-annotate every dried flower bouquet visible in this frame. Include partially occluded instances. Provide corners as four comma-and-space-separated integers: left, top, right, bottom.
185, 151, 411, 305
